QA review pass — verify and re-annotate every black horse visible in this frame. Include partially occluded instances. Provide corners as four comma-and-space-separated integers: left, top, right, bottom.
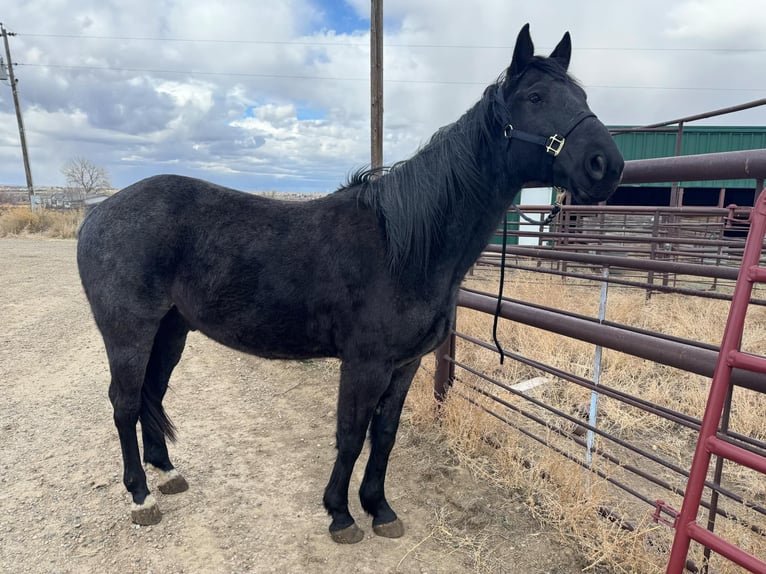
77, 24, 623, 543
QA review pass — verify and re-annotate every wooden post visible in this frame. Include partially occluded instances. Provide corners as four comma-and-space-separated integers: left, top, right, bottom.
1, 23, 35, 209
370, 0, 383, 170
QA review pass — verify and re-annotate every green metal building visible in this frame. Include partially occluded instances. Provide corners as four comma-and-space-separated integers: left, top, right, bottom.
609, 126, 766, 207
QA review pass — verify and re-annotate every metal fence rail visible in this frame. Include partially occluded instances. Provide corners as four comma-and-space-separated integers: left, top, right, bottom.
488, 203, 761, 297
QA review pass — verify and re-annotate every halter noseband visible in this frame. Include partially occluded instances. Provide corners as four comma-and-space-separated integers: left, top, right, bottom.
502, 109, 596, 157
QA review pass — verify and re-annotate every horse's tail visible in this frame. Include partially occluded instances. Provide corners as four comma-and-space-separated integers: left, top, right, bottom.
140, 384, 178, 443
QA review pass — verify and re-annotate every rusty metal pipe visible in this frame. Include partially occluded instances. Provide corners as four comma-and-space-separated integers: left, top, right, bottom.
612, 98, 766, 132
457, 289, 766, 394
474, 261, 755, 304
518, 204, 732, 215
491, 231, 745, 247
621, 149, 766, 185
485, 245, 741, 280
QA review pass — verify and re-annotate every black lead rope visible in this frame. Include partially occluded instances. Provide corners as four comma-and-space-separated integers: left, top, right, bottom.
492, 214, 508, 364
509, 194, 562, 226
492, 189, 565, 364
543, 203, 562, 225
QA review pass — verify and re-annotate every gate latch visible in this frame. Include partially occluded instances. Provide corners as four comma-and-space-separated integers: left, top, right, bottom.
652, 500, 679, 528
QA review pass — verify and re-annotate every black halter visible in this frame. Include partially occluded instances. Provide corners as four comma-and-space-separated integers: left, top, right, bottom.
502, 108, 596, 157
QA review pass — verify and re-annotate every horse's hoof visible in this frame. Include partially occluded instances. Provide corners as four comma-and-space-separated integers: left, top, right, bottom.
131, 494, 162, 526
157, 469, 189, 495
373, 518, 405, 538
330, 522, 365, 544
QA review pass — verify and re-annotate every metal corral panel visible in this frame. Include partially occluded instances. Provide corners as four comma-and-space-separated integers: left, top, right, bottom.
611, 126, 766, 188
490, 188, 558, 245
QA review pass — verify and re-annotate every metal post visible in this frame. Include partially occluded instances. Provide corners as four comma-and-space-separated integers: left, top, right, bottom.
647, 209, 661, 300
586, 266, 609, 470
669, 121, 684, 207
434, 309, 456, 402
370, 0, 383, 170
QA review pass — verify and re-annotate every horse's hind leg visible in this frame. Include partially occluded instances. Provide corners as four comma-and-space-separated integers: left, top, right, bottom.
141, 307, 190, 496
103, 320, 164, 525
359, 358, 421, 538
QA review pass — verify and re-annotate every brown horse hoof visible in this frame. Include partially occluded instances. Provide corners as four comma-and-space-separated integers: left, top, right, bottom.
330, 523, 365, 544
157, 470, 189, 495
131, 494, 162, 525
373, 518, 404, 538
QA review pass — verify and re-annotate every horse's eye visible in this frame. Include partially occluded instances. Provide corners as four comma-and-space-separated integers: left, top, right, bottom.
528, 92, 542, 104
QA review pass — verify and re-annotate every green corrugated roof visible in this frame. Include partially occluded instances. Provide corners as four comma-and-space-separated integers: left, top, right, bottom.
610, 126, 766, 188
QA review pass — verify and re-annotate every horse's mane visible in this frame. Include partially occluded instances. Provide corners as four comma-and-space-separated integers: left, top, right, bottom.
344, 56, 573, 272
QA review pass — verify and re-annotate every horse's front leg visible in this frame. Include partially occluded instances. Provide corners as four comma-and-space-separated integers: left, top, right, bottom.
359, 358, 420, 538
323, 360, 391, 543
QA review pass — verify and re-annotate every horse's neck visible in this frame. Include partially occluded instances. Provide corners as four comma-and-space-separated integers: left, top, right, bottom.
440, 188, 513, 281
372, 97, 521, 289
420, 136, 518, 284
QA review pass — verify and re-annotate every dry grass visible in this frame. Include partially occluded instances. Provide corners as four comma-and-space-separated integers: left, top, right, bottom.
0, 206, 83, 238
406, 268, 766, 573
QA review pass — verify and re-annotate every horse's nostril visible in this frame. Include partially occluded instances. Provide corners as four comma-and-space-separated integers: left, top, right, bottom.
587, 153, 607, 180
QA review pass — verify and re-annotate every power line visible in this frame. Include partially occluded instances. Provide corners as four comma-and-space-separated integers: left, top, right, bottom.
17, 62, 766, 92
16, 31, 766, 53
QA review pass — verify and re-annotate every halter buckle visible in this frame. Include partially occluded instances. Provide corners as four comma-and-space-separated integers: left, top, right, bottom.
503, 124, 514, 138
546, 134, 565, 156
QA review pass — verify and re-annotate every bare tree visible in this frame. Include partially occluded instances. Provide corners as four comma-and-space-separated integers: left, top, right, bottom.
61, 157, 111, 200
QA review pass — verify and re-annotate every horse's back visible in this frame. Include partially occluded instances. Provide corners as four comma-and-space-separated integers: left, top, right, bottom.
79, 174, 269, 237
77, 175, 279, 316
78, 174, 310, 267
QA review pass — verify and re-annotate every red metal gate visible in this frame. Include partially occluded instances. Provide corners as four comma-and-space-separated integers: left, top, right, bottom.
666, 188, 766, 573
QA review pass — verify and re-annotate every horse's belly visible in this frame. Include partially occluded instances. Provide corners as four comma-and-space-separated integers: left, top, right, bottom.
182, 303, 338, 360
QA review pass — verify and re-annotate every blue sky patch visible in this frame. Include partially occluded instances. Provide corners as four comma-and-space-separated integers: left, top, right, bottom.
242, 104, 325, 122
296, 106, 326, 121
312, 0, 366, 34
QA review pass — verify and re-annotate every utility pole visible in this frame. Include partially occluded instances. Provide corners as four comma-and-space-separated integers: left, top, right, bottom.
370, 0, 383, 170
1, 23, 35, 209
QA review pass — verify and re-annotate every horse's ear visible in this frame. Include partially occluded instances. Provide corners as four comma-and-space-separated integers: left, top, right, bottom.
507, 23, 534, 79
549, 31, 571, 70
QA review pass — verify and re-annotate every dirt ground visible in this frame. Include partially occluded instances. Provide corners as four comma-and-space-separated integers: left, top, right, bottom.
0, 237, 591, 574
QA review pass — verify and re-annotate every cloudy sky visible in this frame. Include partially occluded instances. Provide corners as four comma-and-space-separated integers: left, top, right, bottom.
1, 0, 764, 192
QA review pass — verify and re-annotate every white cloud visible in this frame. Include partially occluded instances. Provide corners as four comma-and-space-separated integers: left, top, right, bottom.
156, 81, 214, 111
666, 0, 765, 46
0, 0, 764, 191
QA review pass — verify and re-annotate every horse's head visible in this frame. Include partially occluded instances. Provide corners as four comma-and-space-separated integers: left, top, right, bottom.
496, 24, 623, 204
